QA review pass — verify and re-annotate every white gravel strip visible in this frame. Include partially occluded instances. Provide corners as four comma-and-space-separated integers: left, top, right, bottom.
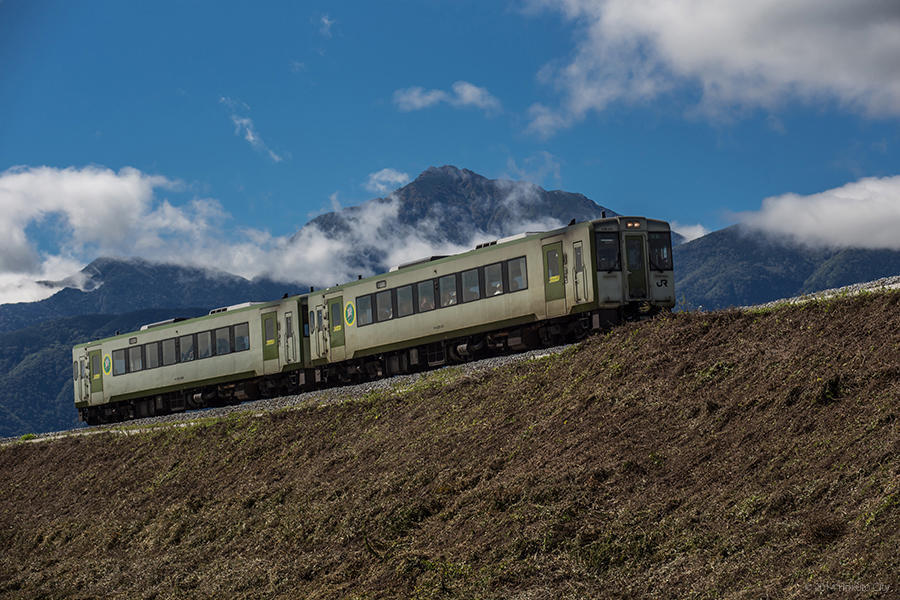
4, 344, 575, 443
738, 275, 900, 311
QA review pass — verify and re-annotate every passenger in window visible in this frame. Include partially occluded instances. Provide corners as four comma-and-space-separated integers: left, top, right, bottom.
419, 293, 434, 311
441, 288, 456, 306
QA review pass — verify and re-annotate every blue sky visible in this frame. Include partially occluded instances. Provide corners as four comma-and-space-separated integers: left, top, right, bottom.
2, 0, 900, 302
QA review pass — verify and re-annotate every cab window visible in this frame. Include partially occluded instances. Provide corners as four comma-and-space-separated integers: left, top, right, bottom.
648, 232, 673, 270
596, 232, 620, 271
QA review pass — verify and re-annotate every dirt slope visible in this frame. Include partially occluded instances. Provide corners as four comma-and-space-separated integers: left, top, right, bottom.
1, 292, 898, 599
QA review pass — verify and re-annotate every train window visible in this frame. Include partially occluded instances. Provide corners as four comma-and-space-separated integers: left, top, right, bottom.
626, 238, 643, 270
91, 353, 101, 379
596, 232, 620, 271
439, 274, 457, 307
376, 290, 393, 321
234, 323, 250, 351
179, 335, 195, 362
128, 346, 143, 372
397, 285, 414, 317
73, 361, 78, 381
162, 338, 177, 365
546, 249, 561, 282
197, 331, 213, 359
303, 311, 310, 337
113, 349, 127, 375
462, 268, 480, 302
215, 327, 231, 355
145, 342, 160, 369
485, 263, 503, 296
508, 257, 528, 292
648, 232, 673, 270
357, 295, 373, 326
417, 281, 435, 312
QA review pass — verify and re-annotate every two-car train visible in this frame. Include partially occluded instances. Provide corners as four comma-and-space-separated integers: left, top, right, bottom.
73, 216, 675, 425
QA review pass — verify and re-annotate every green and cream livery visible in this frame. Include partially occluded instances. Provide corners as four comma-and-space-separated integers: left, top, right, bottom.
73, 216, 675, 425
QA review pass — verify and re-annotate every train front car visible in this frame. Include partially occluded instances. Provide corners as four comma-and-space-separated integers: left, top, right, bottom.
592, 216, 675, 323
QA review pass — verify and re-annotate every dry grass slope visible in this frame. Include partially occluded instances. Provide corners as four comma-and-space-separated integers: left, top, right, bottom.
1, 292, 898, 599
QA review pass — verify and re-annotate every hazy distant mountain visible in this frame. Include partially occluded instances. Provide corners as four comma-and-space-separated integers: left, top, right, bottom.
674, 225, 900, 309
0, 258, 298, 334
0, 308, 208, 437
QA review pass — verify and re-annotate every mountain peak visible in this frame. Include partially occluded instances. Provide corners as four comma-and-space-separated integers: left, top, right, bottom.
415, 165, 481, 183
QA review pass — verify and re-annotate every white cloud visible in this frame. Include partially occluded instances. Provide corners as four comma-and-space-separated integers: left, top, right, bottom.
320, 15, 335, 38
393, 81, 501, 114
0, 164, 582, 305
365, 168, 410, 195
738, 175, 900, 250
669, 221, 710, 243
220, 97, 283, 162
527, 0, 900, 136
393, 87, 449, 111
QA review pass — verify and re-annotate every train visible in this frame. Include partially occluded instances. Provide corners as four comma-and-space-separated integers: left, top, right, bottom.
73, 215, 675, 425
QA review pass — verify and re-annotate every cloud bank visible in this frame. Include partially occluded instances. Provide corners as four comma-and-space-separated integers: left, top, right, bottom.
393, 81, 501, 114
528, 0, 900, 136
0, 165, 566, 305
738, 175, 900, 250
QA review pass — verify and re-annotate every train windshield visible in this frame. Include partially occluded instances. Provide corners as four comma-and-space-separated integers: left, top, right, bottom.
595, 232, 620, 271
648, 232, 673, 271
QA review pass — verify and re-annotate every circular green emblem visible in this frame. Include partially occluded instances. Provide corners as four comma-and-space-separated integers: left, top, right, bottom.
103, 354, 112, 375
345, 302, 355, 326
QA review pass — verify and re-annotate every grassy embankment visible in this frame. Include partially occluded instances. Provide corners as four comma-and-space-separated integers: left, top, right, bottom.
1, 292, 898, 599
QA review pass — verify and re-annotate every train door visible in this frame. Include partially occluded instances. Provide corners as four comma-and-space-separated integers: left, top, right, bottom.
85, 348, 102, 402
624, 234, 648, 299
572, 240, 587, 303
284, 311, 297, 364
542, 240, 567, 317
327, 296, 345, 362
312, 303, 328, 361
261, 311, 280, 374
